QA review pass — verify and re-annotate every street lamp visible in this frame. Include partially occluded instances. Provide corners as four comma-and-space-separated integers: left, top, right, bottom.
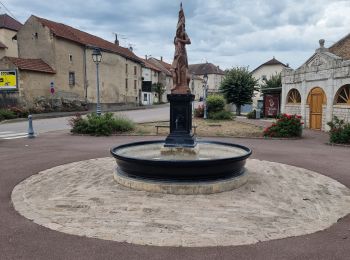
202, 73, 208, 119
191, 73, 195, 118
92, 47, 102, 116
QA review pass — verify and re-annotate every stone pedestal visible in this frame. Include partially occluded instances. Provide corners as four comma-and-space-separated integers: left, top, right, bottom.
164, 94, 196, 147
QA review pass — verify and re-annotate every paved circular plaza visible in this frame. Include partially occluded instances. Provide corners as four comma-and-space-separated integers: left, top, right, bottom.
12, 157, 350, 247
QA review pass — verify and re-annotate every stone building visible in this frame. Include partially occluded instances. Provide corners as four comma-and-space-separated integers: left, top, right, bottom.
251, 57, 288, 116
1, 15, 143, 110
189, 74, 204, 100
140, 57, 161, 105
146, 57, 173, 102
189, 62, 224, 94
282, 39, 350, 131
0, 14, 22, 58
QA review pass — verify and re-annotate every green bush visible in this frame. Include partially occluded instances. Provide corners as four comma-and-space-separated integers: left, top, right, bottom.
263, 114, 303, 138
209, 110, 234, 120
8, 106, 29, 118
206, 95, 225, 113
69, 112, 135, 136
246, 110, 256, 119
0, 109, 16, 121
327, 116, 350, 144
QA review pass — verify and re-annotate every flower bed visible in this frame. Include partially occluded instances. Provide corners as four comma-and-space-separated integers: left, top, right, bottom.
263, 114, 303, 138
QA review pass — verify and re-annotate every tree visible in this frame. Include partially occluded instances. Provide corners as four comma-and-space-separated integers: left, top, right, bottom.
152, 83, 166, 103
219, 67, 257, 115
260, 73, 281, 91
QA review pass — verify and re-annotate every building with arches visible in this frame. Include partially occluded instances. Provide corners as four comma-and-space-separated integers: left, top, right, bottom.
281, 38, 350, 131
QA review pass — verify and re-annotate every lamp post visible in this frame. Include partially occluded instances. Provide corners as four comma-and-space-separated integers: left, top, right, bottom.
191, 73, 195, 118
92, 48, 102, 116
202, 73, 208, 119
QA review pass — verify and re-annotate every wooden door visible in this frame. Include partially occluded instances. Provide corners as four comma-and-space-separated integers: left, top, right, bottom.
310, 92, 323, 130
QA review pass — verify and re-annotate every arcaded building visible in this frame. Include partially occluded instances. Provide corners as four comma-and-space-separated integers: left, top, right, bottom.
281, 38, 350, 131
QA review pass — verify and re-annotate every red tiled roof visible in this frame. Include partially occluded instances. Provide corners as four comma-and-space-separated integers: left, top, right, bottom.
251, 57, 288, 73
140, 58, 162, 72
5, 57, 55, 74
147, 58, 172, 76
34, 16, 142, 63
189, 62, 225, 75
0, 14, 22, 31
0, 40, 7, 48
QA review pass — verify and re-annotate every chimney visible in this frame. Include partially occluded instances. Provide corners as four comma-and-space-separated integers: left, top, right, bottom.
129, 46, 133, 52
145, 55, 148, 60
160, 56, 163, 61
114, 34, 119, 46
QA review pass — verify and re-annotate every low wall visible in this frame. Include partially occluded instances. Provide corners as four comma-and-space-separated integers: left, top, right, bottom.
0, 91, 20, 108
333, 105, 350, 123
284, 104, 301, 116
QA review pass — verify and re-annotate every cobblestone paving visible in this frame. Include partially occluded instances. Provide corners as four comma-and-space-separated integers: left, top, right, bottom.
11, 158, 350, 247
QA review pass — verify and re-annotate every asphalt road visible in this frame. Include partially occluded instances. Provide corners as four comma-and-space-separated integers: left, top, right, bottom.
0, 105, 170, 134
1, 130, 350, 260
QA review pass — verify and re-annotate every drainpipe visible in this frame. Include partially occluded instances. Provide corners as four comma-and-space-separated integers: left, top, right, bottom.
83, 47, 88, 103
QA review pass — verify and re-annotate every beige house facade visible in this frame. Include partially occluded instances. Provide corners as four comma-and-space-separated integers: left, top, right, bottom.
251, 57, 288, 113
189, 62, 225, 94
5, 15, 143, 110
0, 14, 22, 58
147, 57, 173, 103
140, 57, 161, 105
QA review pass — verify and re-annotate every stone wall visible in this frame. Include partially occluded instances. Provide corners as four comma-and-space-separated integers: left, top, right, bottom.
0, 91, 20, 108
284, 105, 301, 116
333, 105, 350, 123
0, 28, 18, 58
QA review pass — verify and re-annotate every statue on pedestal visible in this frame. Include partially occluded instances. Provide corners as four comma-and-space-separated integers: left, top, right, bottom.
171, 3, 191, 94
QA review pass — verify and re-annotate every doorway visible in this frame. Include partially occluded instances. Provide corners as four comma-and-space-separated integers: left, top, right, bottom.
308, 87, 326, 130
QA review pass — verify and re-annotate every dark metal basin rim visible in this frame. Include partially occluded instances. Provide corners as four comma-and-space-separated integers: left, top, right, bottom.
110, 140, 252, 181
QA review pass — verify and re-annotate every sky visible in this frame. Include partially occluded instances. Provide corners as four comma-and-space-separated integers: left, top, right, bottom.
3, 0, 350, 70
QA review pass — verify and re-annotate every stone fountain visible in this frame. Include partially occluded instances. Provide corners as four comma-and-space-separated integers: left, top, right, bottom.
110, 3, 252, 194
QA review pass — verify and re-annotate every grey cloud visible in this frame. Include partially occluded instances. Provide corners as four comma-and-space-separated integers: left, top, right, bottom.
3, 0, 350, 69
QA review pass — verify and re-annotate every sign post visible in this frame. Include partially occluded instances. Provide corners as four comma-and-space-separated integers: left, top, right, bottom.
50, 81, 55, 109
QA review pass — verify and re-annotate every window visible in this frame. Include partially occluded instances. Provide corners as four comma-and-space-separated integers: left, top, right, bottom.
287, 89, 301, 104
69, 54, 73, 62
261, 75, 267, 80
144, 93, 148, 101
125, 78, 128, 90
125, 64, 128, 74
335, 85, 350, 105
134, 80, 137, 90
134, 66, 137, 75
69, 72, 75, 86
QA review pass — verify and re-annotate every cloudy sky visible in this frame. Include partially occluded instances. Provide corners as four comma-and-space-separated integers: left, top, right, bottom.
3, 0, 350, 70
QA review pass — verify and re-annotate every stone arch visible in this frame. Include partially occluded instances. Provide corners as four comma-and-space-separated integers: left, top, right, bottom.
307, 87, 327, 130
307, 87, 327, 105
334, 84, 350, 105
286, 88, 301, 104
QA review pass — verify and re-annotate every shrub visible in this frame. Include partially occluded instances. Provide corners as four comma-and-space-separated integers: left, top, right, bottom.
246, 110, 256, 119
0, 109, 16, 121
194, 104, 204, 118
7, 106, 29, 118
209, 110, 234, 120
263, 114, 303, 138
70, 112, 135, 136
206, 95, 225, 113
327, 116, 350, 144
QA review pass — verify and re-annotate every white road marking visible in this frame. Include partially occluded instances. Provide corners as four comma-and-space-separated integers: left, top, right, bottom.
0, 131, 28, 140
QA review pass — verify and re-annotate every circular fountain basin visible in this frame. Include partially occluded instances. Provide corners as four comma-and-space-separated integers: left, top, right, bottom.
110, 141, 252, 194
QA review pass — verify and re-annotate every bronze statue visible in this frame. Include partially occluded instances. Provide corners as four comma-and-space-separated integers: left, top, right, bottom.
171, 3, 191, 94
